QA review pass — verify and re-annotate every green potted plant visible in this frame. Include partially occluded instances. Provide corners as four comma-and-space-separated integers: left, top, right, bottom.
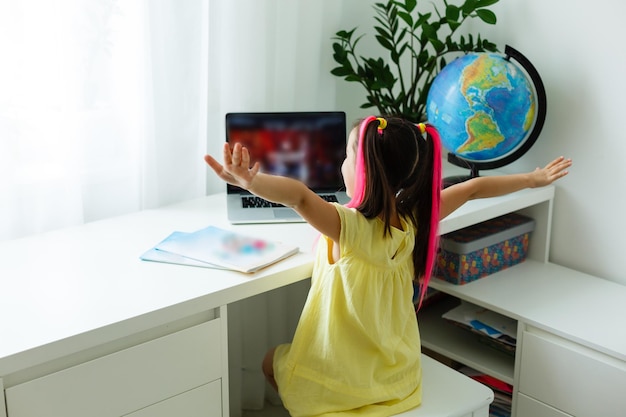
331, 0, 500, 122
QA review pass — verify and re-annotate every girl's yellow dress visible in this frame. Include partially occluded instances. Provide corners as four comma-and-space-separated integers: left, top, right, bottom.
273, 204, 422, 416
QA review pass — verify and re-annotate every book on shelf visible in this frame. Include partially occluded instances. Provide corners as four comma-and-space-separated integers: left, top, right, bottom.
140, 226, 299, 273
442, 301, 517, 355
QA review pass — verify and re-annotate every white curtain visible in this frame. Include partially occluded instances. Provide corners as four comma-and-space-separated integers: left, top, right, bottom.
1, 0, 344, 413
0, 0, 208, 241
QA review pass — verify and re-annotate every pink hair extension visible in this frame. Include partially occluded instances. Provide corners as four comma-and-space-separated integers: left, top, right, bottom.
346, 116, 377, 209
312, 117, 376, 251
417, 124, 442, 310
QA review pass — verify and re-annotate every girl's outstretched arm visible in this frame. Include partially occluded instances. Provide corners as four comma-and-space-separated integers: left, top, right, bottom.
204, 143, 341, 242
440, 156, 572, 219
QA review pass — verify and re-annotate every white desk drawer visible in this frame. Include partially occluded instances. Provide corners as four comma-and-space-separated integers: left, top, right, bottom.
518, 330, 626, 417
123, 380, 222, 417
6, 319, 222, 417
516, 393, 570, 417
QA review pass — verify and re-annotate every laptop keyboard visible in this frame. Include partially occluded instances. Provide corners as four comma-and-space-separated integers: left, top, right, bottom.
242, 194, 339, 208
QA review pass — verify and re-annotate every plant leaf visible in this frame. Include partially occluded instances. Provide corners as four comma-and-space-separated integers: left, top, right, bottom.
351, 34, 365, 50
334, 30, 349, 40
461, 0, 477, 15
482, 39, 499, 51
476, 9, 497, 24
331, 66, 354, 77
397, 42, 409, 57
391, 49, 400, 64
446, 5, 460, 23
376, 35, 394, 50
332, 42, 345, 54
421, 22, 436, 40
374, 26, 392, 40
448, 21, 461, 31
404, 0, 417, 13
475, 0, 499, 8
335, 28, 357, 41
397, 11, 413, 26
374, 16, 391, 31
389, 5, 398, 24
415, 12, 432, 27
430, 38, 445, 53
374, 2, 388, 11
397, 28, 407, 44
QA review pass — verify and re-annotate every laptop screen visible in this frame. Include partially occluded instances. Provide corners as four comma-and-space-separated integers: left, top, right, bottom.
225, 112, 347, 193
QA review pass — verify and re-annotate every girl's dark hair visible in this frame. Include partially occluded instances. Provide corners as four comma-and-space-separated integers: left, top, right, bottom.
348, 116, 442, 308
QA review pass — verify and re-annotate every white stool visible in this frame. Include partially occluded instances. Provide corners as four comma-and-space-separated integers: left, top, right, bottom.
393, 355, 494, 417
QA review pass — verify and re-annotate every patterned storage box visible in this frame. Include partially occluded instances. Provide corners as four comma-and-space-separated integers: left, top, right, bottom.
435, 213, 535, 285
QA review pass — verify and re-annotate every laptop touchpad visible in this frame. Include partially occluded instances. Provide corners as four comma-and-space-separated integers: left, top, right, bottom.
274, 209, 300, 218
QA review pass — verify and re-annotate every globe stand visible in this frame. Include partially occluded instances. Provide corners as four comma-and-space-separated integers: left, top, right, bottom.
443, 154, 479, 188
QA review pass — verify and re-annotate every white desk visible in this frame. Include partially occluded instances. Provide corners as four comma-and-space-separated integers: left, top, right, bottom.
2, 189, 625, 417
0, 195, 318, 417
0, 193, 495, 417
0, 195, 318, 364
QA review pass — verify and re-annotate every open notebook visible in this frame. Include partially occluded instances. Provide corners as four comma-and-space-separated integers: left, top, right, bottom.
225, 111, 350, 224
141, 226, 299, 273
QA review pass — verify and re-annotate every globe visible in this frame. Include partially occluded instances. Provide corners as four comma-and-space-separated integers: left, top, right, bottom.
426, 45, 546, 183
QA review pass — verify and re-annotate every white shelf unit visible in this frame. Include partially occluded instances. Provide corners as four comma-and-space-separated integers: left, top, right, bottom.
419, 186, 555, 390
419, 185, 626, 417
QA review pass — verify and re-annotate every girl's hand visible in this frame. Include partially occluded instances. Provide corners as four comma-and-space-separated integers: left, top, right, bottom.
204, 143, 260, 190
530, 156, 572, 187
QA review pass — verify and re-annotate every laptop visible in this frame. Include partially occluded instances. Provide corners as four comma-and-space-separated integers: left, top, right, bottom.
225, 111, 350, 224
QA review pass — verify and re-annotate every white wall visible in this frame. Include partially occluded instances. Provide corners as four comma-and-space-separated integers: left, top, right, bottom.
205, 0, 344, 195
334, 0, 626, 286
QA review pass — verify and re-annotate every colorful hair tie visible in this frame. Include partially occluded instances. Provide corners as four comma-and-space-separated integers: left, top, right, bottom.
376, 117, 387, 134
417, 123, 426, 134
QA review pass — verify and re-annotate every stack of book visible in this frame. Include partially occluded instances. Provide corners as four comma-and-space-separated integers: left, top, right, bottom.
442, 301, 517, 356
141, 226, 299, 273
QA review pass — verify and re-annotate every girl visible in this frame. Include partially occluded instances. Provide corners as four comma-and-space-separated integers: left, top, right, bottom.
204, 116, 571, 417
